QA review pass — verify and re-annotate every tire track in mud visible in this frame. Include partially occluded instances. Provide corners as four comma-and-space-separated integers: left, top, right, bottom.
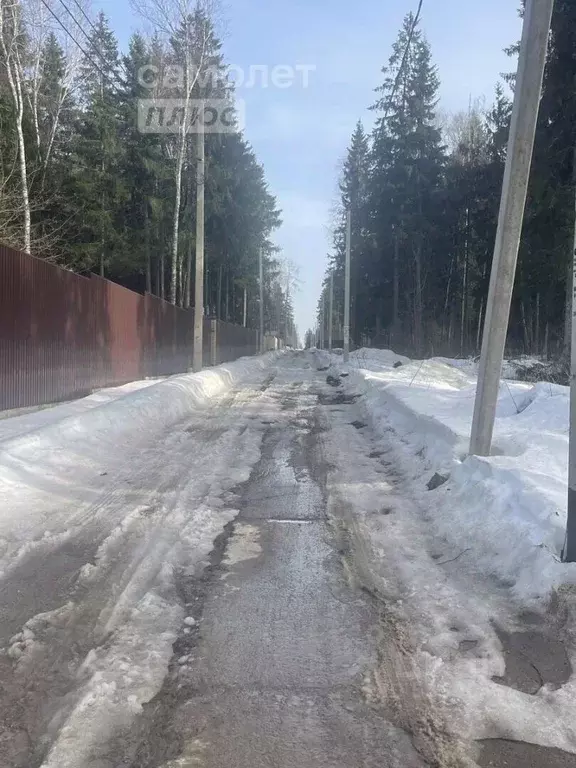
103, 368, 425, 768
312, 367, 481, 768
313, 357, 576, 768
0, 371, 278, 768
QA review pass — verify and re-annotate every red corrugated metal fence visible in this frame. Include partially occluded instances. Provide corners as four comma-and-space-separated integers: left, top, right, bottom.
215, 320, 259, 364
0, 245, 195, 410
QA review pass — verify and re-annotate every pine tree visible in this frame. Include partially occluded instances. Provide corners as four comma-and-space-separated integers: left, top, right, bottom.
369, 13, 445, 353
72, 12, 125, 275
116, 33, 165, 293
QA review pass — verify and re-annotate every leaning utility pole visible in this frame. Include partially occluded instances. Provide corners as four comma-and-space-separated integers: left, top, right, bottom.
321, 291, 327, 350
192, 105, 205, 373
564, 149, 576, 562
259, 247, 264, 353
328, 270, 334, 352
469, 0, 553, 456
344, 210, 351, 363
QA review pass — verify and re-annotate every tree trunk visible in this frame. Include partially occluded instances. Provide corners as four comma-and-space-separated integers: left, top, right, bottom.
42, 98, 64, 187
170, 133, 186, 305
178, 247, 185, 307
535, 293, 540, 356
443, 252, 455, 343
476, 296, 485, 354
31, 56, 41, 156
99, 73, 105, 278
393, 234, 400, 340
160, 244, 165, 300
225, 269, 230, 321
413, 241, 423, 356
145, 207, 152, 294
521, 301, 531, 354
184, 238, 193, 309
460, 209, 469, 356
217, 264, 223, 319
100, 185, 105, 277
0, 27, 31, 252
15, 103, 30, 253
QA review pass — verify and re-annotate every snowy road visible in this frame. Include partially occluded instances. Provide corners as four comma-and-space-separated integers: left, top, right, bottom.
1, 351, 576, 767
119, 366, 424, 768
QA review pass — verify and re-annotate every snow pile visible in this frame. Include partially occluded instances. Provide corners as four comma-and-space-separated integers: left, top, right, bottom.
319, 348, 576, 758
0, 352, 281, 768
336, 348, 574, 602
0, 378, 163, 444
0, 352, 280, 570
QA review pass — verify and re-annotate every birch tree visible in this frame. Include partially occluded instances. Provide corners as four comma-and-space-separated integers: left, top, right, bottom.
132, 0, 214, 304
0, 0, 31, 251
39, 12, 85, 182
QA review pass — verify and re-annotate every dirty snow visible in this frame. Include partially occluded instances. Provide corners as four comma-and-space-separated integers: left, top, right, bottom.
319, 346, 576, 760
0, 352, 282, 768
331, 347, 574, 602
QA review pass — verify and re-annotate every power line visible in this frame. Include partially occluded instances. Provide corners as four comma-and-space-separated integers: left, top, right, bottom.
37, 0, 124, 97
383, 0, 424, 121
57, 0, 128, 79
69, 0, 101, 39
55, 0, 109, 71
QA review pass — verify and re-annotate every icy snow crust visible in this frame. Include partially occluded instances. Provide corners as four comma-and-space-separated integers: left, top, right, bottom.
321, 347, 576, 760
0, 353, 282, 768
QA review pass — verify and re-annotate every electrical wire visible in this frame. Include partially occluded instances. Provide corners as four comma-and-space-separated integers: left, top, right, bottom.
37, 0, 124, 97
69, 0, 102, 39
57, 0, 128, 79
383, 0, 424, 121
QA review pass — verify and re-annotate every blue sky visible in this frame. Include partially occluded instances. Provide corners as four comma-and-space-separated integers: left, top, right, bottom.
96, 0, 522, 337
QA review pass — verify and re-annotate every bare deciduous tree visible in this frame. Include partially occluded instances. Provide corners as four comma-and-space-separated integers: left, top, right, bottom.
132, 0, 214, 304
0, 0, 31, 251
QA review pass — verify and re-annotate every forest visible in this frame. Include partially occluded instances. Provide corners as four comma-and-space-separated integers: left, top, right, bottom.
0, 0, 295, 337
317, 1, 576, 359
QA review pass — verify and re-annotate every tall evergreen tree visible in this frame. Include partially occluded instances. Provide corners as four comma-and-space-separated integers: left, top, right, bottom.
369, 13, 445, 353
72, 12, 125, 275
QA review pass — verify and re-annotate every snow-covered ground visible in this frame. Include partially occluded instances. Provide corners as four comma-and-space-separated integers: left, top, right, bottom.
319, 347, 576, 762
0, 353, 284, 768
0, 377, 164, 444
4, 347, 576, 766
330, 347, 574, 601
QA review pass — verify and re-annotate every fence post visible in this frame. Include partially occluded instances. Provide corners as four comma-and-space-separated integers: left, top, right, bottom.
210, 317, 218, 367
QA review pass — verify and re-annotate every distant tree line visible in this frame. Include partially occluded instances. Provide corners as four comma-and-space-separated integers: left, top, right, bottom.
0, 0, 295, 335
318, 1, 576, 358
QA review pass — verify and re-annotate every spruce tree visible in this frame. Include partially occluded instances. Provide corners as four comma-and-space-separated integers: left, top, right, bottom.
72, 12, 125, 275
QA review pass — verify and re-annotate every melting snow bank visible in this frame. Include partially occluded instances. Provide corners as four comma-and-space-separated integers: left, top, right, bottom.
0, 352, 281, 570
330, 348, 574, 602
0, 352, 281, 768
318, 348, 576, 763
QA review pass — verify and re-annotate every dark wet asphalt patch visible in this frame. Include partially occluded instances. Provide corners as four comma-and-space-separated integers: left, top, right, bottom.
492, 626, 571, 695
317, 392, 361, 406
478, 739, 576, 768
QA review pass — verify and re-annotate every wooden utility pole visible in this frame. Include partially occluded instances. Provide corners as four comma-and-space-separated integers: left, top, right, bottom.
344, 211, 351, 363
259, 247, 264, 353
564, 146, 576, 562
192, 105, 205, 373
469, 0, 553, 456
328, 270, 334, 351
